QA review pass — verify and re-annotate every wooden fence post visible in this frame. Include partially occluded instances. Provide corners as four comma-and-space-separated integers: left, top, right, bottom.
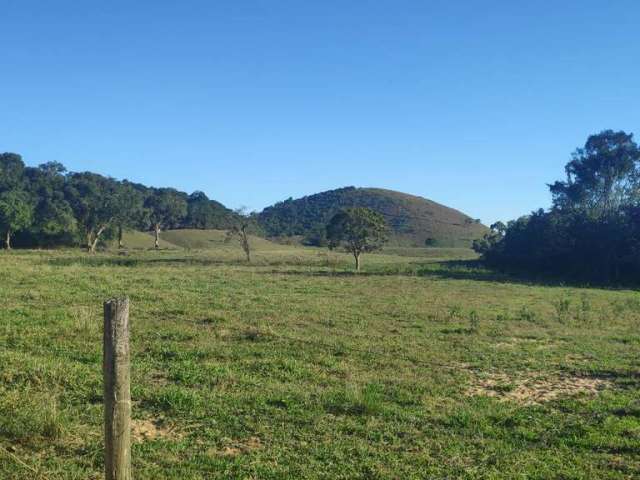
104, 297, 132, 480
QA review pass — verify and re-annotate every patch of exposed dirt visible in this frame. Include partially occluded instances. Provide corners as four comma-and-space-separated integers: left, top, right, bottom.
493, 337, 555, 350
132, 418, 181, 443
209, 436, 263, 457
466, 372, 611, 405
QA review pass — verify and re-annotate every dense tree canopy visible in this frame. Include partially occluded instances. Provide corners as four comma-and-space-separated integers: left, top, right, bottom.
0, 153, 239, 250
477, 130, 640, 284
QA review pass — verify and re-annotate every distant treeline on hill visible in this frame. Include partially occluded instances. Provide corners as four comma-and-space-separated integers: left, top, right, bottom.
474, 130, 640, 284
0, 154, 245, 251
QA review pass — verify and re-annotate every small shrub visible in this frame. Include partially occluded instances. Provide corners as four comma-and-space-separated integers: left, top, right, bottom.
469, 310, 480, 332
518, 306, 537, 323
448, 305, 463, 321
553, 297, 571, 323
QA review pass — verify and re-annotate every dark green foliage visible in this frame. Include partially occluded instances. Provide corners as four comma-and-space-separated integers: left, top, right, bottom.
0, 190, 33, 249
0, 153, 34, 249
0, 152, 241, 249
144, 188, 188, 247
326, 207, 388, 270
65, 172, 122, 252
550, 130, 640, 218
186, 191, 235, 230
479, 130, 640, 284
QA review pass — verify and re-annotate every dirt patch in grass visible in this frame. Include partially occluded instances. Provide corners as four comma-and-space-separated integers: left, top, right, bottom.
132, 418, 182, 443
493, 337, 557, 350
210, 436, 263, 457
466, 372, 611, 405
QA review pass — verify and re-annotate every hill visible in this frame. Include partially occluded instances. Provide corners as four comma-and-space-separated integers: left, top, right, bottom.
258, 186, 488, 247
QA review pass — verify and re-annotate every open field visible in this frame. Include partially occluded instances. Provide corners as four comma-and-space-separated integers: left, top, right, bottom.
1, 244, 640, 479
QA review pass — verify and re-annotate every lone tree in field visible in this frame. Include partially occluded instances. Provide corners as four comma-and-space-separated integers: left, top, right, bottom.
226, 208, 254, 263
326, 207, 388, 271
145, 188, 187, 249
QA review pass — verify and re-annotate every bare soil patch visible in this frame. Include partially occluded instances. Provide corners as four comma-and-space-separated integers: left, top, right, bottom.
466, 371, 611, 405
132, 418, 182, 443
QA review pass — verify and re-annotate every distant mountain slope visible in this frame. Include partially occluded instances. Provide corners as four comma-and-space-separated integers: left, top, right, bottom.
258, 186, 488, 247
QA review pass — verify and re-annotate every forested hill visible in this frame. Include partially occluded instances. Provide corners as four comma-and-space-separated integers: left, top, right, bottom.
258, 187, 488, 247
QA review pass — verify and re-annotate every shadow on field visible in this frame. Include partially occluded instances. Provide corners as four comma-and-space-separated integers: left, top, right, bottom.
44, 255, 325, 269
45, 256, 229, 268
254, 260, 552, 284
44, 255, 628, 289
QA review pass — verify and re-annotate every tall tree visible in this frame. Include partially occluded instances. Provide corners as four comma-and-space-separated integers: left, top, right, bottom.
25, 162, 77, 245
0, 153, 34, 249
0, 153, 27, 189
549, 130, 640, 218
112, 181, 146, 249
326, 207, 388, 271
144, 188, 187, 249
65, 172, 120, 252
0, 190, 33, 249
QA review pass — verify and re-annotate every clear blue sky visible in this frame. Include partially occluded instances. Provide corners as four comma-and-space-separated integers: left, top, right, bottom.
2, 1, 638, 224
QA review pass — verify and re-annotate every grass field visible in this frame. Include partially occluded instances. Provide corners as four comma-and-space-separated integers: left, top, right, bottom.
1, 242, 640, 478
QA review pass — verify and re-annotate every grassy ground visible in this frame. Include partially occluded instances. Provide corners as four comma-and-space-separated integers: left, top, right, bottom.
1, 243, 640, 479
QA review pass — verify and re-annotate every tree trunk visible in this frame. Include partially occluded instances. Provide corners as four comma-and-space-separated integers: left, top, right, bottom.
354, 252, 361, 272
87, 231, 95, 253
241, 228, 251, 263
87, 226, 107, 253
118, 225, 124, 249
5, 229, 11, 250
154, 224, 160, 249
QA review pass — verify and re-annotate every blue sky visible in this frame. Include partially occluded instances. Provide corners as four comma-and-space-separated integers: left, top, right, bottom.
1, 1, 638, 223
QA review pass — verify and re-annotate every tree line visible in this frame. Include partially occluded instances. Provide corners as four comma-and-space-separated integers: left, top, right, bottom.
474, 130, 640, 284
0, 153, 246, 251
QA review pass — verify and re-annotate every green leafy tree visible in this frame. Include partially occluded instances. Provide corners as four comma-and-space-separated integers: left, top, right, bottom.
0, 190, 34, 249
26, 162, 77, 245
549, 130, 640, 218
0, 153, 34, 249
112, 181, 146, 249
472, 221, 506, 255
65, 172, 120, 253
0, 153, 27, 190
326, 207, 388, 271
144, 188, 187, 249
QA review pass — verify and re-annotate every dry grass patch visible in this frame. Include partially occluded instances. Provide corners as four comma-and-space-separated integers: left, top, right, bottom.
466, 371, 611, 405
132, 418, 182, 443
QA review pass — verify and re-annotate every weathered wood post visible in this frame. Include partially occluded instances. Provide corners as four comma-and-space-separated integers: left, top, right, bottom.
103, 298, 132, 480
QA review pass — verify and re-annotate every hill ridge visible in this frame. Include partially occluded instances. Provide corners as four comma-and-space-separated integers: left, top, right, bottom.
257, 186, 488, 247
